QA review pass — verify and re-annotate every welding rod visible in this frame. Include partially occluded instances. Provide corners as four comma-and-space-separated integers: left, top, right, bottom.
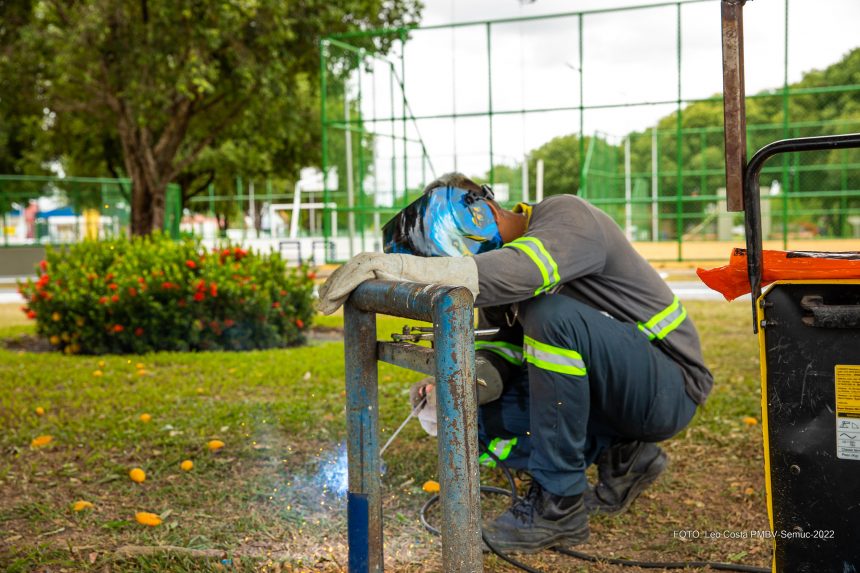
379, 396, 427, 457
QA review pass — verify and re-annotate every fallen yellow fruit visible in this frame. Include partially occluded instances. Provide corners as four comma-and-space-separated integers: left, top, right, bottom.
742, 416, 758, 426
93, 370, 103, 377
207, 440, 225, 452
137, 369, 148, 376
72, 500, 94, 512
135, 512, 162, 526
35, 406, 45, 416
139, 413, 152, 423
135, 363, 145, 369
422, 480, 440, 493
98, 360, 106, 368
180, 460, 194, 471
129, 468, 146, 483
49, 335, 60, 345
31, 435, 53, 448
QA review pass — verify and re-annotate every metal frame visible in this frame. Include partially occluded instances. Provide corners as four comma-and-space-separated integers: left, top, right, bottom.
344, 280, 482, 572
742, 133, 860, 332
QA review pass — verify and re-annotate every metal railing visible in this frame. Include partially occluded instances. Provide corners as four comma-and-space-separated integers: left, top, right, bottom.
344, 280, 482, 572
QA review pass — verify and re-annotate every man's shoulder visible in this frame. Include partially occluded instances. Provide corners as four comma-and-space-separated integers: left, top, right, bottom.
533, 194, 602, 229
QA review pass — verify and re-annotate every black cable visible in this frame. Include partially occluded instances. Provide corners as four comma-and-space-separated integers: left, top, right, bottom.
551, 547, 770, 572
417, 444, 771, 573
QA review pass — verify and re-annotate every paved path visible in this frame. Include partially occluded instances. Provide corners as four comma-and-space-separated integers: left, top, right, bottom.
0, 281, 739, 304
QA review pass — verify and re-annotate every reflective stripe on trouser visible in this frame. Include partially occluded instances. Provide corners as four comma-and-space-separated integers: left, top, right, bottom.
523, 335, 587, 376
517, 294, 696, 497
475, 340, 524, 365
479, 437, 519, 468
506, 236, 560, 295
637, 295, 687, 341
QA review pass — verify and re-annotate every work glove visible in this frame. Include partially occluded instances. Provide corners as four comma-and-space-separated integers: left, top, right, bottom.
407, 357, 504, 437
316, 252, 480, 315
409, 376, 438, 437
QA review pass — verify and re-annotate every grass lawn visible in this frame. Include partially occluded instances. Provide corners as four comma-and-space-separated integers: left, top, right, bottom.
0, 300, 770, 572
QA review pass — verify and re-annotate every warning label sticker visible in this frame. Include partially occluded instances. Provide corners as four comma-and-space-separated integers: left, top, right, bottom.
835, 365, 860, 460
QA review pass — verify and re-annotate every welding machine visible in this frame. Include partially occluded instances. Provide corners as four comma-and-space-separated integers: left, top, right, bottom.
721, 2, 860, 571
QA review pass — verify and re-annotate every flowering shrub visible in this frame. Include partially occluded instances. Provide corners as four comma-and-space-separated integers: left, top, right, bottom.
19, 233, 315, 354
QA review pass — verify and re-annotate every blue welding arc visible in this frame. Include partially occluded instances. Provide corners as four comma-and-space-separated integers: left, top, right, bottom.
348, 492, 370, 573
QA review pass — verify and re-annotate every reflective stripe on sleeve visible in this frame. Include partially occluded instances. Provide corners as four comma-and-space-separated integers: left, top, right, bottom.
506, 237, 560, 295
523, 335, 587, 376
479, 437, 519, 468
637, 295, 688, 341
475, 340, 524, 365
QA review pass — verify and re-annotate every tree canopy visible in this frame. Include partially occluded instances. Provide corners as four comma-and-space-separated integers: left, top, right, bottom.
0, 0, 421, 234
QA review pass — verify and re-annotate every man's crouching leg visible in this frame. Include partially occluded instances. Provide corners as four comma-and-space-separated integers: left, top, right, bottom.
483, 295, 594, 553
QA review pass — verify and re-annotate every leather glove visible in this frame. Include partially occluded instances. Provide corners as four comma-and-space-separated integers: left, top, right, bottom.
406, 355, 504, 438
409, 377, 437, 437
475, 355, 503, 405
316, 252, 480, 315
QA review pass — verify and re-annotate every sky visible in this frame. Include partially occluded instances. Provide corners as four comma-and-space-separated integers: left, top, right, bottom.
340, 0, 860, 203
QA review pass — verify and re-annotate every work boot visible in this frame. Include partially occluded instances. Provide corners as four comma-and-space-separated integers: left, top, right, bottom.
483, 481, 589, 554
584, 441, 668, 516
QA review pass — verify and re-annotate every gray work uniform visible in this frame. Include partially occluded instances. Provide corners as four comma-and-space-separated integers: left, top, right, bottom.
471, 194, 713, 496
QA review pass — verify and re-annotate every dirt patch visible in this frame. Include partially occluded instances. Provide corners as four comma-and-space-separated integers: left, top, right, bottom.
307, 326, 343, 343
2, 333, 53, 353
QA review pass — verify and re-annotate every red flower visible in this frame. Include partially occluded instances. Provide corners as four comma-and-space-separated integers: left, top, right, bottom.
185, 260, 197, 269
134, 327, 144, 336
111, 294, 120, 303
41, 291, 53, 301
272, 301, 280, 308
307, 271, 317, 280
279, 289, 287, 296
161, 281, 174, 289
209, 320, 219, 329
128, 287, 138, 297
26, 310, 37, 319
224, 319, 235, 328
137, 277, 146, 284
296, 319, 304, 329
99, 296, 108, 304
87, 273, 97, 281
209, 282, 218, 297
113, 324, 124, 333
196, 279, 206, 290
39, 260, 48, 272
193, 292, 205, 302
108, 283, 118, 290
105, 273, 114, 281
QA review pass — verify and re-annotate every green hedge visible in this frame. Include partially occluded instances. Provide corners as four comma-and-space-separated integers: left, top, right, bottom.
18, 234, 315, 354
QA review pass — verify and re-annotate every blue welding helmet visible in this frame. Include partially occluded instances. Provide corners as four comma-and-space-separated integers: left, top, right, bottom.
382, 185, 503, 257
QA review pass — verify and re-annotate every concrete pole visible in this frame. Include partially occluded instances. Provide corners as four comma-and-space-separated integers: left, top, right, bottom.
521, 154, 529, 203
345, 90, 356, 258
652, 128, 659, 241
536, 159, 544, 203
625, 136, 633, 240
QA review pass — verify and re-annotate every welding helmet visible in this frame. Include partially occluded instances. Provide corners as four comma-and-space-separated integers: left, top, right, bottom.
382, 184, 503, 257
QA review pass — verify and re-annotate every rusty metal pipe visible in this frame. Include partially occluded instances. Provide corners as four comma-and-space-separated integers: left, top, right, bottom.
721, 0, 747, 212
344, 280, 483, 572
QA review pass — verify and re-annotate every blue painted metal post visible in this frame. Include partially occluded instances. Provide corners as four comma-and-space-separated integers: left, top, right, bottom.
344, 280, 483, 573
344, 302, 381, 572
432, 288, 482, 571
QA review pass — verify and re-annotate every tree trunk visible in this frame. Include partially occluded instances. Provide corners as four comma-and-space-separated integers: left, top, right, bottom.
117, 109, 170, 236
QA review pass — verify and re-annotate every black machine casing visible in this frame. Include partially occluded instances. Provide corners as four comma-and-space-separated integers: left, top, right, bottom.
758, 280, 860, 572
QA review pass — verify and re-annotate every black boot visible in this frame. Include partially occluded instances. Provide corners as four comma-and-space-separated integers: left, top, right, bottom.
483, 481, 589, 554
584, 441, 668, 516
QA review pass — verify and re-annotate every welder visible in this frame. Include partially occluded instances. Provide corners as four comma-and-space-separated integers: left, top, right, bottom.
318, 173, 713, 553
